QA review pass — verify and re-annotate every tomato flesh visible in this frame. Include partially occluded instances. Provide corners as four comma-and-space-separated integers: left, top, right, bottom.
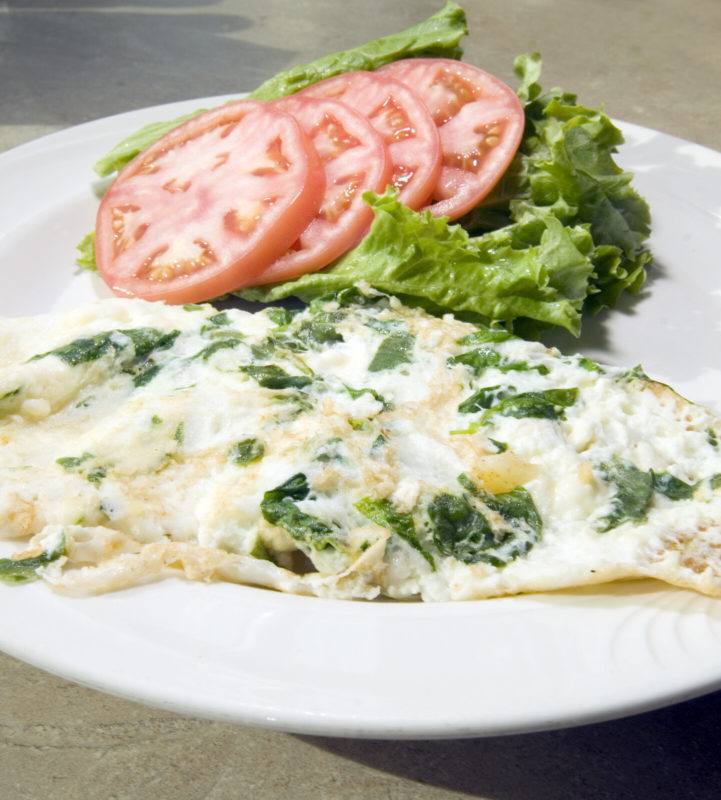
378, 59, 525, 220
95, 100, 325, 303
302, 72, 441, 210
252, 96, 392, 286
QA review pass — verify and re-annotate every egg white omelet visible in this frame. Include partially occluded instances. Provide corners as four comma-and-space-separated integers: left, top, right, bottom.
2, 287, 721, 601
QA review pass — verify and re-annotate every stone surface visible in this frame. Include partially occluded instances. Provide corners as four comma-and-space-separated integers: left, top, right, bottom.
3, 647, 721, 799
2, 1, 721, 798
2, 0, 721, 151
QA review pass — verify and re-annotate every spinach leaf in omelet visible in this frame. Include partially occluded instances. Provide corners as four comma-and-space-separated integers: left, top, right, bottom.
267, 307, 298, 328
240, 365, 313, 390
191, 338, 243, 362
457, 385, 513, 415
0, 535, 66, 585
31, 328, 180, 389
456, 387, 578, 428
344, 385, 391, 410
56, 453, 92, 470
355, 497, 435, 568
596, 458, 653, 532
651, 471, 697, 501
368, 331, 415, 372
294, 314, 345, 348
457, 326, 515, 346
482, 388, 578, 422
229, 438, 265, 467
428, 493, 496, 564
428, 475, 542, 567
260, 474, 340, 551
448, 346, 549, 376
598, 461, 699, 531
32, 327, 177, 366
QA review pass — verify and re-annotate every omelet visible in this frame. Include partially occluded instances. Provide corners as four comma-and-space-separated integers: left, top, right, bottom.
2, 287, 721, 601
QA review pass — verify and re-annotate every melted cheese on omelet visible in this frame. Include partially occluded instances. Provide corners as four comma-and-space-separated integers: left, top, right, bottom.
2, 288, 721, 601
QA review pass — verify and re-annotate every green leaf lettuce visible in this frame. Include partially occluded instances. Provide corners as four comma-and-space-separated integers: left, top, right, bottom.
467, 53, 652, 314
75, 231, 97, 272
240, 189, 593, 336
251, 2, 467, 101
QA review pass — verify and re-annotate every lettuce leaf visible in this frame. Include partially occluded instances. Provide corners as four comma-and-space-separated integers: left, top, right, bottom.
251, 2, 467, 101
240, 189, 593, 336
92, 3, 467, 177
75, 231, 97, 272
467, 53, 651, 314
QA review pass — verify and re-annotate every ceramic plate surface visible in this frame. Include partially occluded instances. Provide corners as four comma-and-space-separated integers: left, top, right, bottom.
2, 97, 721, 738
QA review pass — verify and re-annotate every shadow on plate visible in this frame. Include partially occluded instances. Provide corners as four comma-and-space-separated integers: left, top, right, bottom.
542, 255, 668, 358
298, 688, 721, 799
223, 256, 670, 361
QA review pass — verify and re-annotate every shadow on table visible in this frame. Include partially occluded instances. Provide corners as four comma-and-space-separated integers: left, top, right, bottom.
299, 690, 721, 800
5, 1, 219, 7
2, 4, 290, 125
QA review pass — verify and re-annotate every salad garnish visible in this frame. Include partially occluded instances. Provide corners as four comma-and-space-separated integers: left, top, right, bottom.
79, 2, 650, 338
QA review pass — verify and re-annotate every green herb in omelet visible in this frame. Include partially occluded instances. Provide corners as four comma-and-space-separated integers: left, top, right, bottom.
191, 338, 243, 361
344, 385, 391, 410
0, 535, 67, 586
651, 471, 696, 501
240, 365, 313, 390
260, 473, 339, 551
457, 387, 577, 423
56, 453, 92, 470
597, 458, 653, 531
428, 476, 541, 567
449, 347, 548, 376
457, 326, 514, 346
355, 497, 435, 568
482, 388, 578, 422
457, 385, 512, 415
229, 438, 265, 466
368, 331, 414, 372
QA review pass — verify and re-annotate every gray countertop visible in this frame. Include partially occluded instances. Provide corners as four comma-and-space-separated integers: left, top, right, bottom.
2, 2, 721, 798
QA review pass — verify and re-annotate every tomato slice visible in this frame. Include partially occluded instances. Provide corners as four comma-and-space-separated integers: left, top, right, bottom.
378, 59, 525, 220
95, 100, 325, 304
302, 72, 441, 210
252, 96, 392, 286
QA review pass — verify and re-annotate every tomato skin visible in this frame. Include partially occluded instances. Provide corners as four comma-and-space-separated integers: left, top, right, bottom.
95, 100, 325, 304
252, 96, 392, 286
378, 58, 525, 220
301, 71, 441, 211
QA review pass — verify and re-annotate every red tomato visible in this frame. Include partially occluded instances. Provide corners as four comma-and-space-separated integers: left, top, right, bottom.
302, 72, 441, 210
252, 96, 392, 286
95, 100, 325, 304
378, 59, 525, 220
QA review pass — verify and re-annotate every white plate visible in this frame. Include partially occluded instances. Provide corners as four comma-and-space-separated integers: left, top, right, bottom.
2, 97, 721, 739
